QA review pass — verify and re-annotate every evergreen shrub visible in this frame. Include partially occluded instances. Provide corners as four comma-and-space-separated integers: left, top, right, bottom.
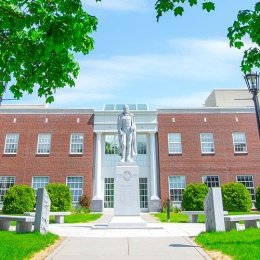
255, 186, 260, 210
45, 183, 72, 211
222, 182, 251, 212
2, 185, 36, 214
181, 183, 209, 210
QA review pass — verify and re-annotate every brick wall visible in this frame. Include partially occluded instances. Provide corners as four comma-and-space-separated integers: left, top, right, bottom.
157, 112, 260, 203
0, 113, 94, 199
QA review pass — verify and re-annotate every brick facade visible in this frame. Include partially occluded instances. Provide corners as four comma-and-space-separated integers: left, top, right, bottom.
157, 110, 260, 204
0, 111, 94, 200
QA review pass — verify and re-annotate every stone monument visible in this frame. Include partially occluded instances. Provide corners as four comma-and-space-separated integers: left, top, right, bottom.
114, 105, 140, 216
34, 188, 51, 234
204, 187, 225, 232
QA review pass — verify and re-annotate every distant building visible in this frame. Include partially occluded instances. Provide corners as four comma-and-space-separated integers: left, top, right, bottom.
0, 91, 260, 211
205, 89, 253, 108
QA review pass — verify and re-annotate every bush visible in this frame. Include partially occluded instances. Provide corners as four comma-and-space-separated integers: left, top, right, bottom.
45, 183, 72, 211
2, 185, 36, 214
182, 183, 209, 211
255, 186, 260, 210
222, 182, 252, 212
79, 195, 91, 208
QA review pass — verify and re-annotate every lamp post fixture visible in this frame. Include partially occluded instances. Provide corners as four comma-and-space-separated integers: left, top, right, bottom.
244, 72, 260, 137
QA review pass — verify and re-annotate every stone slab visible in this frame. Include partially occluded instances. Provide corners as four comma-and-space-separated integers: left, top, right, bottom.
114, 164, 140, 216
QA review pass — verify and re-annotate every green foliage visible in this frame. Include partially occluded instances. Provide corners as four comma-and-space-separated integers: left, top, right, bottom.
46, 183, 72, 211
0, 0, 98, 102
228, 3, 260, 72
196, 229, 260, 260
155, 1, 260, 73
2, 185, 36, 214
222, 182, 252, 212
0, 231, 58, 260
255, 186, 260, 210
155, 0, 215, 21
181, 183, 209, 211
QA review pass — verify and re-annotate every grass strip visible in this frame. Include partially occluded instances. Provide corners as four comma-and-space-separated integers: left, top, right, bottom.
0, 231, 58, 260
49, 213, 102, 224
196, 228, 260, 260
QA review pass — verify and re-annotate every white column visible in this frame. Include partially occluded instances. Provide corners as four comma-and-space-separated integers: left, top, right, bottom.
94, 132, 102, 198
150, 133, 159, 199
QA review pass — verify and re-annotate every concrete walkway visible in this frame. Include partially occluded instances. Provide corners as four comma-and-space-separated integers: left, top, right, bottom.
46, 214, 211, 260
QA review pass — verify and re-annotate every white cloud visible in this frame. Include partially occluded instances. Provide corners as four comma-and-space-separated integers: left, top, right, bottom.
84, 0, 149, 12
15, 37, 245, 108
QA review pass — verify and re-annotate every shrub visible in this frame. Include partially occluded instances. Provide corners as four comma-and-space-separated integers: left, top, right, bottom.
79, 195, 91, 208
2, 185, 36, 214
222, 182, 252, 212
182, 183, 209, 211
255, 186, 260, 210
45, 183, 72, 211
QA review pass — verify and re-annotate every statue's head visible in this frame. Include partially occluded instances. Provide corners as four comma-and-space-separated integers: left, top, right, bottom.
123, 104, 129, 113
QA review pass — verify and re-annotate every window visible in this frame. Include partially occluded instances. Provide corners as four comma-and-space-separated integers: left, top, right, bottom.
105, 135, 119, 155
200, 133, 215, 153
37, 134, 51, 154
66, 176, 83, 203
0, 177, 15, 203
32, 177, 49, 192
4, 133, 19, 154
70, 133, 84, 154
202, 175, 220, 187
139, 178, 148, 208
168, 133, 182, 154
169, 176, 186, 202
232, 132, 247, 153
104, 178, 114, 208
237, 175, 255, 201
137, 135, 147, 154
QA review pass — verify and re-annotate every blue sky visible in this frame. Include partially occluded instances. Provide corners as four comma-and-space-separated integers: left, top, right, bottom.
4, 0, 257, 109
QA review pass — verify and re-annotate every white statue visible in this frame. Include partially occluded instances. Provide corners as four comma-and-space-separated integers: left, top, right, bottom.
117, 104, 137, 162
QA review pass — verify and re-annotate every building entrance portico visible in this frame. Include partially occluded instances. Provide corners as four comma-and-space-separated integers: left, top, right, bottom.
91, 104, 161, 213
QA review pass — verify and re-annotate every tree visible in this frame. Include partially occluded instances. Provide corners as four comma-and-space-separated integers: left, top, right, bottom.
0, 0, 97, 103
155, 0, 260, 73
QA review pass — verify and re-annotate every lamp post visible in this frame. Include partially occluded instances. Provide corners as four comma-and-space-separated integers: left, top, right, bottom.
244, 72, 260, 137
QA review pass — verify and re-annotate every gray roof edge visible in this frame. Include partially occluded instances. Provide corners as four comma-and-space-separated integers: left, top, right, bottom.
157, 107, 255, 114
0, 108, 94, 114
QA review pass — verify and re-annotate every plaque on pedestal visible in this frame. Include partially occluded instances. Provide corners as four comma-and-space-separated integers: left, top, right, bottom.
114, 162, 140, 216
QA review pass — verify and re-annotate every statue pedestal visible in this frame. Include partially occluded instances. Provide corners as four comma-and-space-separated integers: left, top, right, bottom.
149, 195, 161, 212
114, 162, 140, 216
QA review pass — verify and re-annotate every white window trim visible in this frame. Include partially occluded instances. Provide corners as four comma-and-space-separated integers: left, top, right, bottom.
31, 176, 50, 191
70, 133, 84, 154
37, 133, 51, 154
4, 133, 19, 154
168, 175, 186, 202
200, 133, 215, 154
66, 176, 84, 203
232, 132, 247, 154
202, 175, 220, 187
168, 133, 182, 154
236, 175, 255, 201
0, 176, 16, 203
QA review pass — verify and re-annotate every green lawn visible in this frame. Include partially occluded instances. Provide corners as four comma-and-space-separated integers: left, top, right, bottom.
196, 228, 260, 260
153, 211, 260, 223
50, 213, 102, 224
0, 231, 58, 260
153, 212, 205, 223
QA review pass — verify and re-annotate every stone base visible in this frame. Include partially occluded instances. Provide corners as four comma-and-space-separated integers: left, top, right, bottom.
148, 197, 161, 212
108, 216, 147, 229
114, 163, 140, 216
91, 198, 103, 212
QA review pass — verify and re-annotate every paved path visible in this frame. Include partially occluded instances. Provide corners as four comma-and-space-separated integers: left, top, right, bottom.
46, 214, 211, 260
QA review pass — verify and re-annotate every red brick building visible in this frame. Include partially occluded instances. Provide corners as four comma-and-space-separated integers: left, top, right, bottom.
0, 99, 260, 211
0, 108, 94, 205
158, 108, 260, 206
